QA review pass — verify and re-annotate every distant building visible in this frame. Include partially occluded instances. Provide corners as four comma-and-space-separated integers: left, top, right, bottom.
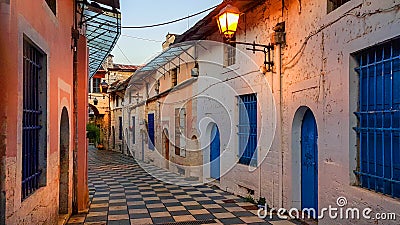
108, 76, 132, 155
88, 54, 137, 150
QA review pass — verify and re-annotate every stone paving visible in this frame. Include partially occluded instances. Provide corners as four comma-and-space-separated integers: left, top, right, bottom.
67, 146, 303, 225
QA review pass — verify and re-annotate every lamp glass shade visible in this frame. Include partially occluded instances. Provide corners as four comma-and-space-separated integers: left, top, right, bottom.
216, 5, 240, 39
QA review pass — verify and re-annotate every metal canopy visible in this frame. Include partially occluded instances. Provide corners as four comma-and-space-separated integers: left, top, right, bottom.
79, 1, 121, 77
129, 42, 196, 87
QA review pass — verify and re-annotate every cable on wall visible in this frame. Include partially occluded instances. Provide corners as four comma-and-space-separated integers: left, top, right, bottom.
284, 3, 400, 69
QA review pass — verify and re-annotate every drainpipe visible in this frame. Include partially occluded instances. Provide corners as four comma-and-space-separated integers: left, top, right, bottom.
72, 0, 79, 214
278, 42, 283, 208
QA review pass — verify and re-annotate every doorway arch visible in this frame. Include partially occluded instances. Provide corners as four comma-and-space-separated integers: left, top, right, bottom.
210, 124, 220, 180
163, 129, 170, 169
291, 107, 318, 217
59, 107, 70, 215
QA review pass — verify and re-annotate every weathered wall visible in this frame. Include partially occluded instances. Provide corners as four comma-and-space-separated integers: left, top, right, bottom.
227, 0, 400, 224
0, 0, 78, 224
77, 34, 89, 212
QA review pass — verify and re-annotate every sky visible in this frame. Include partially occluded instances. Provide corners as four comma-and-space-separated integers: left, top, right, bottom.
111, 0, 223, 66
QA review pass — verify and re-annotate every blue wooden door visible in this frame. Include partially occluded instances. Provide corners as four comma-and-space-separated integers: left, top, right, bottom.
210, 125, 220, 180
148, 113, 155, 150
301, 110, 318, 217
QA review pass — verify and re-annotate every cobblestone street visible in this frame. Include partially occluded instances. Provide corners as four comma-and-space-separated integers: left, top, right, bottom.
67, 147, 301, 225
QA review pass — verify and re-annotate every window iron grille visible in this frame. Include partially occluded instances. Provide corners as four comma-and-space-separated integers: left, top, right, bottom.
22, 40, 44, 199
354, 38, 400, 198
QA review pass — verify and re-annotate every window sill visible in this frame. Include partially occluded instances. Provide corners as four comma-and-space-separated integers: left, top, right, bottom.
320, 0, 363, 28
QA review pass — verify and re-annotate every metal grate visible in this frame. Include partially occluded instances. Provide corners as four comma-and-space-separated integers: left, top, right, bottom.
156, 219, 216, 225
238, 94, 257, 166
22, 40, 44, 199
354, 38, 400, 198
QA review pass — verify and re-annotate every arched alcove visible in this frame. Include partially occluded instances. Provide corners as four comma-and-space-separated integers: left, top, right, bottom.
59, 107, 70, 215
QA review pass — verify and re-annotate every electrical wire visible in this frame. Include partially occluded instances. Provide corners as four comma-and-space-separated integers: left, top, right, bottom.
120, 34, 162, 43
122, 5, 218, 29
116, 43, 133, 64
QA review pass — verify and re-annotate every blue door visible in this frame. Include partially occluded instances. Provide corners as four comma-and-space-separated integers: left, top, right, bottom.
210, 125, 220, 180
148, 113, 155, 150
301, 110, 318, 217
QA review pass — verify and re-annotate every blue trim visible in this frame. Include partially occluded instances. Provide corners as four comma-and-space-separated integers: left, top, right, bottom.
238, 94, 257, 166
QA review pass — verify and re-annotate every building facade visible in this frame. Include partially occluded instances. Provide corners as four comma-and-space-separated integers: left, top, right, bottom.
124, 0, 400, 224
88, 54, 137, 151
0, 0, 121, 224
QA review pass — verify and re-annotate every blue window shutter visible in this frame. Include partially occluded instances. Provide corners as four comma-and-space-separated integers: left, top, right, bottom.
238, 94, 257, 166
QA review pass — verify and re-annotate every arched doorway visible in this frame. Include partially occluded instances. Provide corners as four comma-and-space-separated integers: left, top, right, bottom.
301, 109, 318, 217
210, 124, 220, 180
59, 107, 70, 215
163, 129, 170, 169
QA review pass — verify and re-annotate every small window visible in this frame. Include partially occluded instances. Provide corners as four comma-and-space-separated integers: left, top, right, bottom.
45, 0, 56, 15
327, 0, 350, 13
92, 78, 101, 93
224, 37, 236, 67
175, 108, 186, 156
171, 68, 178, 87
155, 80, 160, 94
116, 95, 119, 107
22, 38, 47, 200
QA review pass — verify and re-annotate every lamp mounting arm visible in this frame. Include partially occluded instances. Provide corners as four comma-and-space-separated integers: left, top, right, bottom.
227, 40, 274, 72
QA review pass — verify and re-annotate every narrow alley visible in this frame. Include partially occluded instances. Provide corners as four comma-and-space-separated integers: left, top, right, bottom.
66, 147, 300, 225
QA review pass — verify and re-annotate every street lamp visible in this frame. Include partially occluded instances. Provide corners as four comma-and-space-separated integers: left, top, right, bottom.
100, 80, 109, 94
216, 4, 241, 40
216, 4, 274, 72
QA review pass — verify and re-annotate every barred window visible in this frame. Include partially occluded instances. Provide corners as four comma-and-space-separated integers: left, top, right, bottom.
92, 78, 101, 93
354, 38, 400, 198
224, 41, 236, 67
22, 38, 47, 199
